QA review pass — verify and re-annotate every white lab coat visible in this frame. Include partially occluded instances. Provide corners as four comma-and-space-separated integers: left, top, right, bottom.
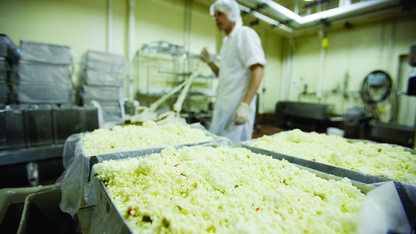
209, 24, 266, 144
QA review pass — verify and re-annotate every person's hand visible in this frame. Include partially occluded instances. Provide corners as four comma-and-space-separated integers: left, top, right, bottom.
199, 48, 211, 63
232, 102, 250, 125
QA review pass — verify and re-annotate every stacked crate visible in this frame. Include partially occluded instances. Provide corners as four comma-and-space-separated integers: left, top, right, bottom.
0, 39, 99, 150
0, 35, 21, 149
0, 34, 19, 105
0, 58, 9, 104
11, 40, 73, 104
7, 40, 74, 148
77, 50, 126, 126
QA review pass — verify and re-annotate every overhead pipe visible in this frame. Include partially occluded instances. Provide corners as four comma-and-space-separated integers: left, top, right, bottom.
238, 4, 293, 33
128, 0, 136, 100
292, 4, 406, 38
298, 0, 400, 26
240, 0, 401, 28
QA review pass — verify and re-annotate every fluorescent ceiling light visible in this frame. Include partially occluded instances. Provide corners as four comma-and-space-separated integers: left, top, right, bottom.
238, 4, 293, 33
244, 0, 400, 28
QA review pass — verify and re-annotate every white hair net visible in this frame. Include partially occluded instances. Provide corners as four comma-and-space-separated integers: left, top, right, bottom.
210, 0, 243, 26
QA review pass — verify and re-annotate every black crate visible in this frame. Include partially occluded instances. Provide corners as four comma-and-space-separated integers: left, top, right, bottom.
53, 106, 99, 144
0, 34, 19, 62
24, 105, 54, 147
0, 57, 11, 81
0, 106, 26, 150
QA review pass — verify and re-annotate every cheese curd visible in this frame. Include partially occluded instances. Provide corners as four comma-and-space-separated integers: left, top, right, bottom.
82, 121, 214, 156
247, 129, 416, 184
95, 146, 365, 234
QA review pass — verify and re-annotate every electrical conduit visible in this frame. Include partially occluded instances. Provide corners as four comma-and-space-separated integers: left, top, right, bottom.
128, 0, 136, 101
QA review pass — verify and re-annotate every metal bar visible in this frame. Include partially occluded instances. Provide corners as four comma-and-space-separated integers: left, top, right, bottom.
0, 144, 64, 166
241, 143, 390, 185
157, 70, 192, 76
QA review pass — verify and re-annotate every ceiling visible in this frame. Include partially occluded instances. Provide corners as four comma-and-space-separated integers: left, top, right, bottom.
193, 0, 415, 36
195, 0, 354, 16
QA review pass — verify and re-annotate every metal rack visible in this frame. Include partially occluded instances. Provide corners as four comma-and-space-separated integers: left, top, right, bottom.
133, 41, 219, 123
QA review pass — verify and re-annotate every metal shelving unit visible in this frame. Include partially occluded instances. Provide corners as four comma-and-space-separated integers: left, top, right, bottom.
133, 41, 219, 123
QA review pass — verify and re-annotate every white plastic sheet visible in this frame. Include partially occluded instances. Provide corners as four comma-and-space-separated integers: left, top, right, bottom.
19, 40, 73, 65
13, 61, 72, 85
13, 83, 72, 104
82, 50, 126, 73
82, 68, 125, 87
10, 61, 73, 104
357, 181, 412, 234
78, 85, 121, 103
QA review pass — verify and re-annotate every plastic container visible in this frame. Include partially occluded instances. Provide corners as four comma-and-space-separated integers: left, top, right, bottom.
0, 57, 10, 81
17, 188, 79, 234
0, 105, 26, 150
23, 105, 53, 147
0, 34, 19, 62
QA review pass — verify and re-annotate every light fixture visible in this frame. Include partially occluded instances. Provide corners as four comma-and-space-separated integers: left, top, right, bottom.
238, 4, 294, 33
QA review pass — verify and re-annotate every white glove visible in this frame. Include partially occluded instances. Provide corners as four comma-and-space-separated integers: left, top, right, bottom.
232, 102, 250, 125
199, 48, 211, 63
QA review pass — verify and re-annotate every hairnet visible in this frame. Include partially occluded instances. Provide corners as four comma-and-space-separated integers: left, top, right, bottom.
210, 0, 243, 26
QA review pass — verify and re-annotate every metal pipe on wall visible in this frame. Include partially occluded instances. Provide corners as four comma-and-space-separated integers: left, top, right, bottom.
280, 39, 288, 101
289, 37, 297, 101
285, 38, 293, 100
317, 44, 327, 100
387, 19, 395, 74
294, 0, 299, 15
184, 0, 193, 73
378, 20, 385, 69
128, 0, 136, 101
184, 0, 193, 53
317, 28, 328, 100
107, 0, 113, 53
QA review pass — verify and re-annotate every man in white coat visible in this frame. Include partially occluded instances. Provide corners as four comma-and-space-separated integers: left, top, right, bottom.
200, 0, 266, 144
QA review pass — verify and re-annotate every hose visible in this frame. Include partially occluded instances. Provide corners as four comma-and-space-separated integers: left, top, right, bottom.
360, 70, 394, 121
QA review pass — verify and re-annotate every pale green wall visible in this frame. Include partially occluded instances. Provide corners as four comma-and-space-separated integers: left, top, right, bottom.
0, 0, 283, 114
0, 0, 109, 54
1, 0, 413, 120
291, 15, 416, 125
